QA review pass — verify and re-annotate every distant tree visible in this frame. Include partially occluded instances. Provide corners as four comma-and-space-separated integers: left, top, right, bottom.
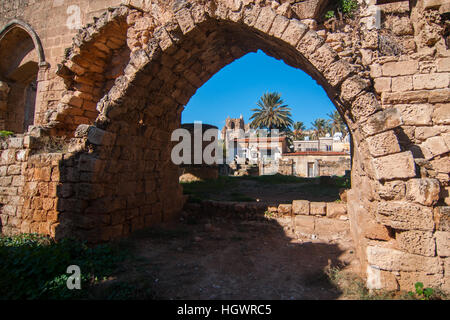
327, 110, 348, 136
310, 118, 328, 139
292, 121, 306, 140
249, 92, 294, 134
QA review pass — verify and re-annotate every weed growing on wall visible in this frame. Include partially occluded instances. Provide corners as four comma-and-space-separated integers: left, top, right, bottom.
324, 0, 359, 20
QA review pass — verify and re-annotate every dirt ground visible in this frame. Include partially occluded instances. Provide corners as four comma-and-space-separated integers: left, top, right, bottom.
99, 216, 360, 300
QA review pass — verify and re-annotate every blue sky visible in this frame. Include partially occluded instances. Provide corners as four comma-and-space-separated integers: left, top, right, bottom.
182, 50, 336, 130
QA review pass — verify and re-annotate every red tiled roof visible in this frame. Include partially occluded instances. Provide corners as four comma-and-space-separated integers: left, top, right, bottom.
283, 151, 350, 156
234, 137, 286, 142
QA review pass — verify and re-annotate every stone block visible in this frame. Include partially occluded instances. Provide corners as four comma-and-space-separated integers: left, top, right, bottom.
292, 200, 309, 215
323, 60, 354, 87
351, 92, 381, 121
366, 130, 401, 157
397, 230, 436, 257
254, 6, 277, 33
435, 206, 450, 231
372, 151, 416, 181
87, 126, 116, 145
413, 73, 449, 90
361, 107, 403, 136
269, 14, 290, 38
437, 58, 450, 72
364, 222, 392, 241
374, 77, 391, 93
309, 44, 338, 72
406, 178, 440, 206
310, 202, 326, 215
281, 19, 308, 47
0, 176, 12, 187
432, 103, 450, 125
340, 76, 369, 103
7, 165, 21, 175
175, 8, 195, 34
278, 204, 292, 215
420, 135, 449, 160
326, 202, 347, 218
376, 201, 435, 231
391, 16, 414, 35
382, 60, 418, 76
391, 76, 412, 92
291, 0, 326, 19
397, 104, 433, 126
366, 266, 399, 291
435, 231, 450, 257
397, 272, 445, 292
1, 150, 17, 165
366, 246, 442, 273
8, 137, 24, 149
415, 126, 444, 141
315, 217, 349, 236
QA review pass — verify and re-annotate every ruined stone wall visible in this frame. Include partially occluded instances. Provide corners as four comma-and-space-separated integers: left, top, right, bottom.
281, 154, 351, 177
0, 0, 449, 293
184, 199, 351, 243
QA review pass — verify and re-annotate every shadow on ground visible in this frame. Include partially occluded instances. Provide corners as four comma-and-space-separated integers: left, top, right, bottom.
92, 213, 356, 300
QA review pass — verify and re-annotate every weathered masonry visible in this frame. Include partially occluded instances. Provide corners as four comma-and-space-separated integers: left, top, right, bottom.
0, 0, 449, 292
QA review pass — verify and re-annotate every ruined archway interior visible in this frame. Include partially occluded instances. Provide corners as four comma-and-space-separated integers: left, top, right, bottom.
55, 17, 357, 242
2, 0, 448, 295
0, 26, 39, 133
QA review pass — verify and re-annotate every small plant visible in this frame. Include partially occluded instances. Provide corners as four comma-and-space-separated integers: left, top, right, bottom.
325, 10, 335, 20
325, 266, 342, 283
325, 0, 359, 20
0, 130, 14, 138
340, 0, 359, 17
264, 210, 274, 219
408, 282, 434, 300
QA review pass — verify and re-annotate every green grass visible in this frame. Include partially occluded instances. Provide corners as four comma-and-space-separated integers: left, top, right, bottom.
181, 174, 350, 203
182, 176, 239, 200
0, 234, 127, 300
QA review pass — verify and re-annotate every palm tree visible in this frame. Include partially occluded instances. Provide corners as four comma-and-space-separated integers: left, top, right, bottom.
310, 118, 328, 139
249, 92, 294, 134
293, 121, 306, 140
327, 110, 348, 136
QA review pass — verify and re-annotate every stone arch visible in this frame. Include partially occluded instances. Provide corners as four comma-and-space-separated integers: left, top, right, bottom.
0, 19, 47, 133
50, 1, 418, 281
49, 6, 133, 135
0, 19, 46, 66
4, 0, 445, 293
